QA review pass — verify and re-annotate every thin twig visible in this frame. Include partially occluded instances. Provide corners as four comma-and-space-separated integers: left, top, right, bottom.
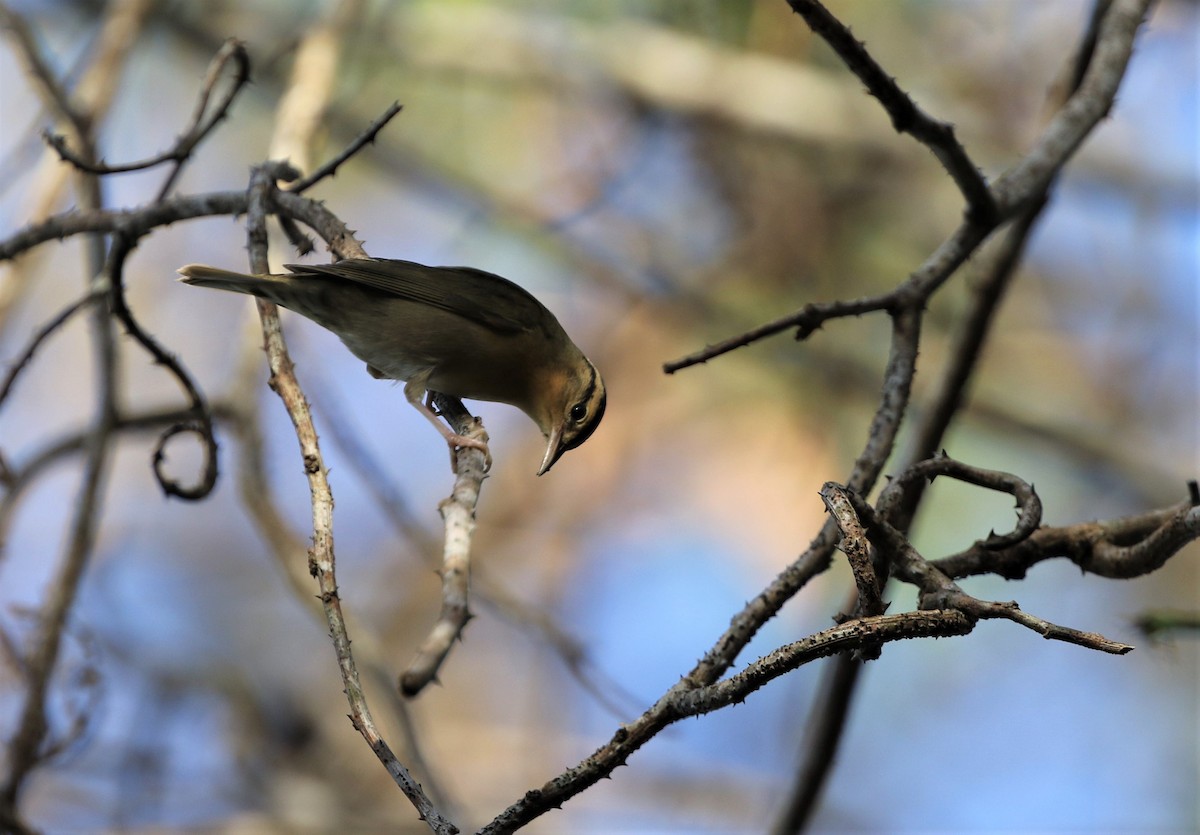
0, 403, 237, 553
1, 255, 118, 817
784, 0, 997, 223
0, 288, 104, 409
0, 3, 92, 143
663, 294, 890, 374
952, 596, 1133, 655
479, 609, 975, 834
288, 101, 405, 194
40, 38, 251, 202
106, 249, 219, 500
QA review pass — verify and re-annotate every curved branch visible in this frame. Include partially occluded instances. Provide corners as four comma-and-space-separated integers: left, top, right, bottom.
877, 453, 1043, 550
934, 499, 1200, 582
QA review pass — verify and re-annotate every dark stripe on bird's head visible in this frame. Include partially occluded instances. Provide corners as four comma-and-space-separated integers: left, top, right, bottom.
564, 360, 605, 452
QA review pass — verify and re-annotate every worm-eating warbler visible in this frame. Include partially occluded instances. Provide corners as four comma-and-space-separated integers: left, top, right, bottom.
178, 258, 605, 475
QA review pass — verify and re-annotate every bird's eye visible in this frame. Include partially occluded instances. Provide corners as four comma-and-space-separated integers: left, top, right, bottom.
570, 403, 588, 423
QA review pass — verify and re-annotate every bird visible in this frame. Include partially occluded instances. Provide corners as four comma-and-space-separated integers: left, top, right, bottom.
178, 258, 605, 475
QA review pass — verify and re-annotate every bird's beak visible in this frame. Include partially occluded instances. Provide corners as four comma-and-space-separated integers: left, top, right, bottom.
537, 424, 565, 476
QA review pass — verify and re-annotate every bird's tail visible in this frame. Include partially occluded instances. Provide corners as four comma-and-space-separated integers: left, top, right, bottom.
177, 264, 278, 297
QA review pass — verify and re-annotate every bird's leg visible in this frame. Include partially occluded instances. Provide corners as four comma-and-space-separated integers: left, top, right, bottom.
403, 377, 491, 471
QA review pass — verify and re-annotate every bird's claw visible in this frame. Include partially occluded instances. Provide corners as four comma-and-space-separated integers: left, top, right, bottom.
446, 434, 492, 473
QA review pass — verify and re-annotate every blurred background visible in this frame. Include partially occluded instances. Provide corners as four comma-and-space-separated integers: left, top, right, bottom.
0, 0, 1196, 831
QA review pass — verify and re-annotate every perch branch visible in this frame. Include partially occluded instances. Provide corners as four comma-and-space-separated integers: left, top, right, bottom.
400, 394, 489, 696
244, 162, 454, 833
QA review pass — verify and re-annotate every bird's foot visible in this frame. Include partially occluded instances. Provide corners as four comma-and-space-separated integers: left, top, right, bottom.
445, 434, 492, 473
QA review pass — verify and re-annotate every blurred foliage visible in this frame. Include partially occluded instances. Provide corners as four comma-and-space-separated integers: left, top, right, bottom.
0, 0, 1195, 831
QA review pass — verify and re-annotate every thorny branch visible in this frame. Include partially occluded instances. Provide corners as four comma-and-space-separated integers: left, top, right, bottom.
784, 0, 997, 223
819, 482, 883, 619
774, 2, 1144, 829
0, 25, 458, 829
241, 161, 455, 832
288, 100, 405, 195
485, 1, 1177, 831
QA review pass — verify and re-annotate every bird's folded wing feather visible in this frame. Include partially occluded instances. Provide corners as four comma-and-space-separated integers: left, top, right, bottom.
285, 258, 542, 335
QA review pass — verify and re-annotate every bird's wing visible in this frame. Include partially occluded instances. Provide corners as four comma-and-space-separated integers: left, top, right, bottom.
285, 258, 548, 335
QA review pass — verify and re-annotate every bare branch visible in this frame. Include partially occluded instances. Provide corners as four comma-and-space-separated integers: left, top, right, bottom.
222, 333, 457, 814
819, 482, 883, 618
772, 4, 1150, 826
784, 0, 996, 223
244, 162, 454, 832
0, 192, 247, 261
40, 39, 251, 200
991, 0, 1154, 214
479, 609, 975, 834
663, 293, 890, 374
666, 0, 1151, 377
852, 492, 1134, 655
0, 288, 104, 409
1, 258, 118, 817
288, 101, 405, 194
934, 498, 1199, 582
401, 396, 489, 697
877, 453, 1043, 550
952, 597, 1133, 655
0, 2, 92, 142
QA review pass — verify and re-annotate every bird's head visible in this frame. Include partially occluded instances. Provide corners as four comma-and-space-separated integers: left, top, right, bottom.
535, 356, 606, 476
